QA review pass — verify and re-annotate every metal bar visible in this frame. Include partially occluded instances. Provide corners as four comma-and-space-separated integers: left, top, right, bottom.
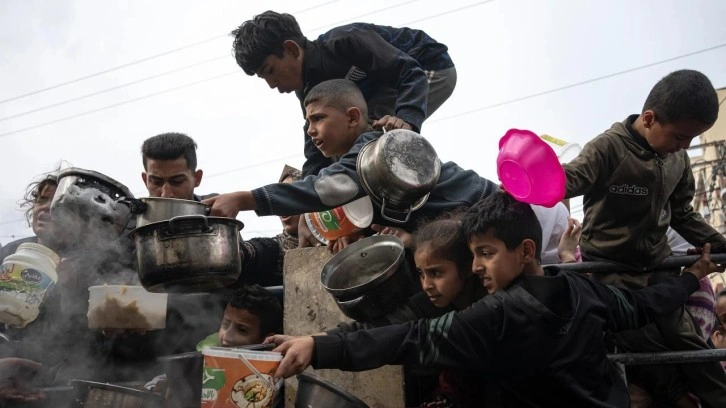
608, 349, 726, 365
263, 285, 283, 297
550, 254, 726, 274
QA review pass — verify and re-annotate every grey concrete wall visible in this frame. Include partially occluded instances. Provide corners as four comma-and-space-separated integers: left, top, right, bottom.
283, 247, 405, 408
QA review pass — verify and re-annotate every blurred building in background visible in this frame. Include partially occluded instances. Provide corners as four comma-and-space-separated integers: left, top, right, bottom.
691, 87, 726, 234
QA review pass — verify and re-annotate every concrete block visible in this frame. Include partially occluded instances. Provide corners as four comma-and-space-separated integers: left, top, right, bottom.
283, 247, 405, 408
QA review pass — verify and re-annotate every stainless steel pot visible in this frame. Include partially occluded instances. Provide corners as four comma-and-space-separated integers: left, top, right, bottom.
134, 197, 210, 228
158, 351, 203, 408
295, 371, 369, 408
357, 129, 441, 223
129, 215, 243, 293
320, 235, 417, 322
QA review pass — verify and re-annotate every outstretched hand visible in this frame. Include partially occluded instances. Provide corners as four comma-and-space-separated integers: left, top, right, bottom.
557, 218, 582, 263
0, 358, 45, 403
371, 115, 413, 132
371, 224, 413, 248
683, 243, 725, 280
265, 335, 315, 381
202, 192, 245, 218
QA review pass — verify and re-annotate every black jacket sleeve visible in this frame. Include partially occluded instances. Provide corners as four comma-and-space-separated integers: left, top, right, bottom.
313, 296, 503, 372
588, 273, 701, 331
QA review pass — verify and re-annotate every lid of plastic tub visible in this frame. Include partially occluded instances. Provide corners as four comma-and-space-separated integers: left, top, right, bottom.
202, 346, 282, 361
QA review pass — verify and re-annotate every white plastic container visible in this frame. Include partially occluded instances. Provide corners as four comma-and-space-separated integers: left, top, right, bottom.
87, 285, 167, 330
0, 243, 60, 327
540, 134, 582, 164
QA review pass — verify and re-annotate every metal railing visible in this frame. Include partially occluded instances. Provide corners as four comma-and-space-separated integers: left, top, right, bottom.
551, 253, 726, 274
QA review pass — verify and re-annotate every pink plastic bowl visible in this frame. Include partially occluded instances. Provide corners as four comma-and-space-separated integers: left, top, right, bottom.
497, 128, 566, 208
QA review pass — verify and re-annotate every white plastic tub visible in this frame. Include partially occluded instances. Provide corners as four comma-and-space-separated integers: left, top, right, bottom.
87, 285, 167, 330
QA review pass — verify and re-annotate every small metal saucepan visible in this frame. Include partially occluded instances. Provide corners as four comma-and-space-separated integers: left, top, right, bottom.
131, 197, 211, 228
129, 215, 243, 293
356, 129, 441, 223
320, 235, 417, 322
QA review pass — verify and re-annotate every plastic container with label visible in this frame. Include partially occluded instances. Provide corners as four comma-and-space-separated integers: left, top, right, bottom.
201, 347, 282, 408
0, 243, 60, 327
304, 196, 374, 245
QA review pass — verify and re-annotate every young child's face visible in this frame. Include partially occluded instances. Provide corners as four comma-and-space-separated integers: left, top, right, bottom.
468, 231, 524, 294
256, 50, 303, 93
414, 245, 466, 308
218, 305, 264, 347
305, 102, 357, 157
717, 295, 726, 328
32, 183, 56, 239
643, 114, 711, 155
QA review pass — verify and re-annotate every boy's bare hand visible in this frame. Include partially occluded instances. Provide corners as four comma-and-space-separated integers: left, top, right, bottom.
202, 192, 244, 218
327, 232, 365, 253
271, 336, 315, 380
371, 224, 413, 248
683, 244, 725, 280
297, 217, 322, 248
558, 218, 581, 263
371, 115, 413, 132
0, 358, 45, 402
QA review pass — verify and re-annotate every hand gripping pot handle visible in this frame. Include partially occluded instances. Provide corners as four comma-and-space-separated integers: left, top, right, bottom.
167, 215, 210, 235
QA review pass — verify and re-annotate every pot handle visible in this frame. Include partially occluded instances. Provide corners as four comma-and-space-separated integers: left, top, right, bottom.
380, 197, 412, 224
167, 215, 210, 234
336, 295, 364, 308
117, 197, 148, 215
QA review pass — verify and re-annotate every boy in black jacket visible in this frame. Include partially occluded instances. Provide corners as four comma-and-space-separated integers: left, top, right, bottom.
266, 191, 723, 407
231, 10, 456, 178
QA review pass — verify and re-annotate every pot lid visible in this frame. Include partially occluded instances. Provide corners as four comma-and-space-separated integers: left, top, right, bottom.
57, 167, 134, 199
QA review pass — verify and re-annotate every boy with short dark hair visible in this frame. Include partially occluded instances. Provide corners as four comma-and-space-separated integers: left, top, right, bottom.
197, 284, 283, 349
231, 10, 457, 177
205, 79, 496, 233
266, 191, 722, 407
563, 69, 726, 405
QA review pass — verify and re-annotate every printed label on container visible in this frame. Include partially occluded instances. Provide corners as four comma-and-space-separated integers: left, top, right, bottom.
0, 263, 55, 293
201, 350, 281, 408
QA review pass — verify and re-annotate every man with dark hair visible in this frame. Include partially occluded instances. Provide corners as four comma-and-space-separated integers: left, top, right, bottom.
266, 191, 723, 407
141, 132, 204, 200
231, 10, 457, 178
564, 69, 726, 406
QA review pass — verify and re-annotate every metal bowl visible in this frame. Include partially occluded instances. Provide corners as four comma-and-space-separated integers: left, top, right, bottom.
295, 371, 368, 408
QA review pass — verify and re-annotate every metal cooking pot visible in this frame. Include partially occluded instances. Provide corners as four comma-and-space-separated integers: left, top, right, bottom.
132, 197, 210, 228
70, 379, 163, 408
129, 215, 243, 293
51, 168, 138, 246
157, 351, 203, 408
296, 371, 369, 408
320, 235, 417, 322
357, 129, 441, 223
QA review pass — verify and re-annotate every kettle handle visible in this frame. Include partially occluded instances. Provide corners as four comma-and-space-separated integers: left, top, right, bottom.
168, 215, 210, 234
379, 197, 412, 224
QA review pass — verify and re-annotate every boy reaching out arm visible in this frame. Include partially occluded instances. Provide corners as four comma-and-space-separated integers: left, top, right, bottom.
266, 192, 723, 407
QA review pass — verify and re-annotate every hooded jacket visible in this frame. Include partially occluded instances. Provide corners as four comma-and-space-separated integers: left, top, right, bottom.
297, 23, 454, 177
312, 269, 701, 407
563, 116, 726, 270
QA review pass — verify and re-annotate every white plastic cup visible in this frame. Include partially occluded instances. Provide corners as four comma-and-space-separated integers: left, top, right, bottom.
87, 285, 167, 330
540, 134, 582, 164
0, 243, 60, 327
